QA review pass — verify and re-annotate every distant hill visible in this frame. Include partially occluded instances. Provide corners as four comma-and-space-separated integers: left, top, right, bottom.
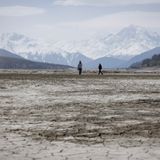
0, 49, 72, 69
87, 57, 126, 69
0, 48, 23, 59
64, 52, 93, 67
131, 54, 160, 68
124, 47, 160, 67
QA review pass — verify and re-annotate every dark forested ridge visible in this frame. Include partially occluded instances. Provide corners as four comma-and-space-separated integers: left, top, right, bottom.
131, 54, 160, 68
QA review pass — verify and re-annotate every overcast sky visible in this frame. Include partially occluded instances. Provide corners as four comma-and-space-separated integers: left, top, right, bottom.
0, 0, 160, 41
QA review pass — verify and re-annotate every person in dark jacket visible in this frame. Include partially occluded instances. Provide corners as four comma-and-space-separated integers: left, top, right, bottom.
98, 63, 103, 75
77, 61, 82, 75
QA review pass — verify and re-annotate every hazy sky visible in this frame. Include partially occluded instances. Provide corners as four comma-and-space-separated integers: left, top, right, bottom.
0, 0, 160, 41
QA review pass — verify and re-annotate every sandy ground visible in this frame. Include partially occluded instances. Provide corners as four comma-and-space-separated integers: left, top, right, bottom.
0, 70, 160, 160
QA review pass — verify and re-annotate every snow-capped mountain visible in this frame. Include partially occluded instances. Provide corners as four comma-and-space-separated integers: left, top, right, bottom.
0, 32, 51, 56
25, 51, 93, 67
0, 49, 71, 69
0, 25, 160, 68
52, 25, 160, 59
0, 32, 92, 67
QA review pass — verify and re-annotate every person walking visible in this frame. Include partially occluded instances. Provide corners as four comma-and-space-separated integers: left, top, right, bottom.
77, 61, 82, 75
98, 63, 103, 75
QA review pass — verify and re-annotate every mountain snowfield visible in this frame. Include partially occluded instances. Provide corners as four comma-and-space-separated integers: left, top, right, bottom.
0, 25, 160, 67
55, 25, 160, 59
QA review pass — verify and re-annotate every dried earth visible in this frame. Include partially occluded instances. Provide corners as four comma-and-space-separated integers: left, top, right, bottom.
0, 70, 160, 160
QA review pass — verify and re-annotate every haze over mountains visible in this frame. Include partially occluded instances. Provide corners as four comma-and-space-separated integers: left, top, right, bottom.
0, 49, 71, 69
125, 47, 160, 67
0, 25, 160, 68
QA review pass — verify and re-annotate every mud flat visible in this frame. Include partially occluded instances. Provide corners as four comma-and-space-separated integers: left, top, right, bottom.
0, 70, 160, 160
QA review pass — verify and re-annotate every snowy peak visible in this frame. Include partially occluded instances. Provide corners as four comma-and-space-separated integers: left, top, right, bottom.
118, 25, 146, 37
0, 25, 160, 67
98, 25, 160, 58
55, 25, 160, 59
117, 25, 160, 41
0, 32, 40, 53
1, 32, 31, 42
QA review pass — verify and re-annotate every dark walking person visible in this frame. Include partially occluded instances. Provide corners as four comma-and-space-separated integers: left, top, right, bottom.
98, 63, 103, 75
77, 61, 82, 75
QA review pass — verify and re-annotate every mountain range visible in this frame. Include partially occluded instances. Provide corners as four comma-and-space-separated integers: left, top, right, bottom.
131, 54, 160, 68
0, 49, 71, 69
125, 47, 160, 67
52, 25, 160, 59
0, 25, 160, 68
